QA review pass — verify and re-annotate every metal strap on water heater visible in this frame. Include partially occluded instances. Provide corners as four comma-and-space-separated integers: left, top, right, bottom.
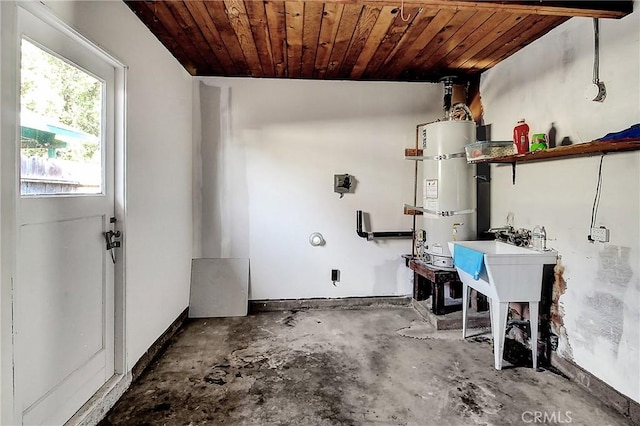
422, 207, 476, 217
421, 152, 466, 161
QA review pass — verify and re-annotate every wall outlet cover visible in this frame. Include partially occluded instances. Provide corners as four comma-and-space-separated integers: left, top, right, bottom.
334, 174, 353, 194
590, 227, 610, 242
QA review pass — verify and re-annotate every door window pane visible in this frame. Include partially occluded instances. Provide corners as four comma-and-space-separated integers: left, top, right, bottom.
20, 38, 103, 195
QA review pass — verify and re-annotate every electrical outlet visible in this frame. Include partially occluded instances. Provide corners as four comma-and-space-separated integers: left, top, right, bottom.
331, 269, 340, 283
590, 227, 610, 242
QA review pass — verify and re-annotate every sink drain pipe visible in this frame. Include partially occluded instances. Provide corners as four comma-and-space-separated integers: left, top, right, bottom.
356, 210, 413, 241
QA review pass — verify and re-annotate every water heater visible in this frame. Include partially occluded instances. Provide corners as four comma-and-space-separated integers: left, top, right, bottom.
421, 120, 476, 269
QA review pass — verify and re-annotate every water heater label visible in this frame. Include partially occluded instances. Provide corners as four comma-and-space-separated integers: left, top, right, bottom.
425, 179, 438, 198
425, 199, 439, 212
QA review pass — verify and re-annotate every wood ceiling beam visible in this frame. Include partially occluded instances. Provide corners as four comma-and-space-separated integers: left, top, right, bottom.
349, 5, 396, 79
324, 4, 364, 78
264, 1, 288, 77
301, 2, 324, 77
224, 0, 264, 76
337, 4, 382, 77
285, 1, 305, 77
313, 3, 345, 78
381, 8, 460, 79
245, 0, 276, 76
301, 1, 632, 19
360, 6, 425, 79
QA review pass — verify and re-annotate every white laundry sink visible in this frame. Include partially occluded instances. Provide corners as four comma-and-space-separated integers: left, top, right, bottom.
448, 240, 557, 370
448, 240, 557, 303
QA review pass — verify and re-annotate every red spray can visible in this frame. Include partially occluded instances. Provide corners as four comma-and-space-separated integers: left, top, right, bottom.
513, 119, 529, 154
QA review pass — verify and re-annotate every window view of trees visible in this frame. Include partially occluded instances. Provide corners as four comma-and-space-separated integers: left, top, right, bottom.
20, 38, 103, 194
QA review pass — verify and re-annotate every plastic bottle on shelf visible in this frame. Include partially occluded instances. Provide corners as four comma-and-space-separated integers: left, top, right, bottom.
540, 226, 547, 250
531, 225, 543, 250
513, 119, 530, 154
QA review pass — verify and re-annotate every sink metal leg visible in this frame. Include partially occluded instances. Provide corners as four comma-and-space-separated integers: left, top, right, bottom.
492, 300, 509, 370
488, 297, 494, 340
530, 302, 539, 370
462, 283, 470, 339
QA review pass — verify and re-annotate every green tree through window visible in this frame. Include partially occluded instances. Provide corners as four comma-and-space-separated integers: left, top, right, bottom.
21, 38, 102, 161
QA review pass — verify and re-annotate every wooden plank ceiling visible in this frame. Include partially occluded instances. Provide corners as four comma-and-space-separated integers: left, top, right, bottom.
124, 1, 631, 81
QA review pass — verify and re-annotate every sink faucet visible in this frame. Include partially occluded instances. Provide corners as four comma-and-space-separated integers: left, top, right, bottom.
488, 226, 514, 234
488, 226, 531, 247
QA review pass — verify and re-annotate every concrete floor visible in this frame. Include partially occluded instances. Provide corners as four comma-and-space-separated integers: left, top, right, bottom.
101, 307, 632, 425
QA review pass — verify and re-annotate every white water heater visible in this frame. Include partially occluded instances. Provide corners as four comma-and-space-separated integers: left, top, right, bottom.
421, 120, 476, 269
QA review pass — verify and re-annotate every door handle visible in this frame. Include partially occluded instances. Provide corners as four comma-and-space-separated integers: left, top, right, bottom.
104, 216, 121, 263
104, 230, 121, 250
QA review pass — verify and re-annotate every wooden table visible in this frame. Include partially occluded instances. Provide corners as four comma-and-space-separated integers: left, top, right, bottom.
409, 260, 463, 315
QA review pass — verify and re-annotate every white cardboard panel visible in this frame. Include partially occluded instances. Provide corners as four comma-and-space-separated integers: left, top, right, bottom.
189, 258, 249, 318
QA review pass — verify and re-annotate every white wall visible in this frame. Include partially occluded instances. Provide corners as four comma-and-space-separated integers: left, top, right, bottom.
0, 3, 7, 421
22, 1, 194, 370
481, 10, 640, 402
195, 78, 441, 300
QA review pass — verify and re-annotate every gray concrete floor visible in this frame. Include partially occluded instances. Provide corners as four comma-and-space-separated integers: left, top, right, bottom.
101, 307, 632, 425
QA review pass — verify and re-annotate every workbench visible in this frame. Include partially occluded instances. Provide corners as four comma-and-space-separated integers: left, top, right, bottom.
409, 260, 463, 315
409, 259, 489, 315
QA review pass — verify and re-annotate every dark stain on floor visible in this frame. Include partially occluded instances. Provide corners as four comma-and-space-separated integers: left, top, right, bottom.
100, 308, 633, 426
457, 382, 483, 416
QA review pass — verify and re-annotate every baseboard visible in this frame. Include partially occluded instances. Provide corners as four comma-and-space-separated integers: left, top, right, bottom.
550, 352, 639, 425
131, 307, 189, 381
249, 296, 412, 313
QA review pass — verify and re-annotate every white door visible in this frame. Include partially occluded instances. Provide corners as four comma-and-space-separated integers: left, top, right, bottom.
15, 8, 116, 425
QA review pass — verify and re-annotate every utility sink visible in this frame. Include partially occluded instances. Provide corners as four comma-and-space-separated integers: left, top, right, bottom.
448, 240, 557, 302
448, 240, 558, 370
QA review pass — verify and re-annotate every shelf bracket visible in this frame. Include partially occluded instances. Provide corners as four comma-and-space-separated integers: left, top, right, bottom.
512, 162, 517, 185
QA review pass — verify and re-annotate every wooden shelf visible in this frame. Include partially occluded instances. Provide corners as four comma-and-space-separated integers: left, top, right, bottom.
407, 138, 640, 164
473, 138, 640, 164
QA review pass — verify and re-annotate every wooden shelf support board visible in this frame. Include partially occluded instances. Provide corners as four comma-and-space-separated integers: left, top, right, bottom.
405, 148, 423, 157
404, 206, 423, 216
